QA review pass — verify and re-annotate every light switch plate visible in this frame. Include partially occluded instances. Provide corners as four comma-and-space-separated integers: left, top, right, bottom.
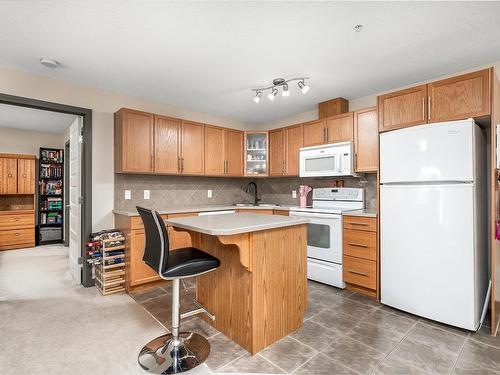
292, 190, 297, 198
144, 190, 150, 200
207, 189, 212, 198
125, 190, 131, 200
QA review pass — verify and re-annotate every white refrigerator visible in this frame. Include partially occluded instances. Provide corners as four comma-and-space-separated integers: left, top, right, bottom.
380, 119, 488, 330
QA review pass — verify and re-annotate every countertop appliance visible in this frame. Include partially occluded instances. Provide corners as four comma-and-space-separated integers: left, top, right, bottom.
290, 187, 364, 288
299, 142, 357, 178
380, 119, 488, 331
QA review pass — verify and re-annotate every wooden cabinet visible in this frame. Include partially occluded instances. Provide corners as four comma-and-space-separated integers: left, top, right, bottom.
114, 108, 154, 173
0, 157, 18, 194
378, 85, 427, 132
303, 119, 326, 147
204, 125, 225, 176
354, 107, 379, 172
326, 112, 354, 143
17, 158, 35, 194
269, 128, 286, 176
285, 124, 303, 176
129, 229, 160, 286
224, 129, 243, 176
204, 126, 243, 176
378, 68, 492, 132
154, 115, 181, 174
428, 68, 491, 123
319, 97, 349, 119
236, 209, 274, 215
181, 121, 205, 175
0, 211, 35, 250
342, 215, 378, 299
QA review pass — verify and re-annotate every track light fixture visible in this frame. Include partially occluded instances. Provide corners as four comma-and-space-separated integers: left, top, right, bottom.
253, 91, 262, 103
251, 77, 309, 103
298, 80, 309, 94
267, 87, 278, 101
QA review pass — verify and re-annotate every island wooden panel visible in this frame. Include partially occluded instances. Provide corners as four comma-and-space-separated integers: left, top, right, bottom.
192, 224, 307, 354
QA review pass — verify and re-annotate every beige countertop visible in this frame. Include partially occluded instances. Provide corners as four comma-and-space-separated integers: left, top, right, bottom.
166, 212, 309, 236
342, 208, 378, 218
113, 204, 292, 217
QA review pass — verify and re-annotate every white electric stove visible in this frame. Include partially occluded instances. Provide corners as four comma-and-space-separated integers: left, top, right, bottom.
289, 187, 364, 288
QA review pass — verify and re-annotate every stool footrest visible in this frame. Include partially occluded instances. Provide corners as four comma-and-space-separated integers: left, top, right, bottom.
180, 300, 215, 321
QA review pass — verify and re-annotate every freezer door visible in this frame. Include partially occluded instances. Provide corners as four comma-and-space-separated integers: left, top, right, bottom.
380, 184, 478, 330
380, 119, 475, 183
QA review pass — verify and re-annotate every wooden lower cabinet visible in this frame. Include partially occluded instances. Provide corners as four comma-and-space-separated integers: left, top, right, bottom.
116, 212, 199, 290
0, 211, 35, 250
236, 209, 274, 215
342, 215, 378, 298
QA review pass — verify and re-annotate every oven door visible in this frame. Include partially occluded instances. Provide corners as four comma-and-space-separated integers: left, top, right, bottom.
289, 211, 342, 264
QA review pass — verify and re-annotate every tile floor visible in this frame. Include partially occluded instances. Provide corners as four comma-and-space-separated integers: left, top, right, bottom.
131, 279, 500, 375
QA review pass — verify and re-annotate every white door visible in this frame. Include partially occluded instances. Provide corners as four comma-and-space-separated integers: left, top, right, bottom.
380, 183, 477, 330
380, 119, 475, 183
68, 117, 82, 284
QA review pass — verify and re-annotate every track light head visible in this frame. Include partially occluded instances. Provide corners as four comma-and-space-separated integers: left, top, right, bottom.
267, 88, 278, 101
253, 91, 262, 103
282, 83, 290, 97
298, 80, 309, 94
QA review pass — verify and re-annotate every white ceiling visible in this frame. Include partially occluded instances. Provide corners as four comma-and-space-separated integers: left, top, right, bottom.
0, 103, 77, 133
0, 1, 500, 125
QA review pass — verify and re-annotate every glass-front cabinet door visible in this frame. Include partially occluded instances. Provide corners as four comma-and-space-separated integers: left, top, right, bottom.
245, 131, 268, 176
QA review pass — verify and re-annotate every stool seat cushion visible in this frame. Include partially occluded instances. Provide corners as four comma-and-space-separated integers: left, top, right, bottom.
162, 247, 221, 279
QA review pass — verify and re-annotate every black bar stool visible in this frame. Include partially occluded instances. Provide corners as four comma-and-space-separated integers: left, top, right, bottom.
136, 207, 220, 374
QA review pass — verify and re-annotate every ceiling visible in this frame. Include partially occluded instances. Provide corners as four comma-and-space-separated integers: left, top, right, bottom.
0, 103, 77, 133
0, 2, 500, 125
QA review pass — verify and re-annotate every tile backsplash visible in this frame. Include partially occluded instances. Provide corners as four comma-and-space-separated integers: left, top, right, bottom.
114, 173, 377, 211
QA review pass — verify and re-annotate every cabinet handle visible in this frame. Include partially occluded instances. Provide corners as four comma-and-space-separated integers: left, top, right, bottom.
347, 269, 368, 277
15, 233, 20, 236
348, 242, 368, 248
428, 96, 431, 120
224, 160, 228, 174
14, 218, 20, 221
422, 97, 425, 121
323, 128, 327, 143
181, 158, 184, 173
348, 222, 368, 226
177, 157, 181, 172
151, 154, 154, 170
326, 127, 329, 142
283, 160, 286, 175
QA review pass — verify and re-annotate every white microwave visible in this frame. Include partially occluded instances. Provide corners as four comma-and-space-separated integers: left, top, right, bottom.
299, 142, 357, 177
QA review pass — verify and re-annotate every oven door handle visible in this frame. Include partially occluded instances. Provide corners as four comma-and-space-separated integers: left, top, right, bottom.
290, 212, 341, 219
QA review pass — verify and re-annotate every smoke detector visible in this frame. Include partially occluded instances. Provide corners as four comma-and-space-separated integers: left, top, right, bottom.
40, 58, 60, 68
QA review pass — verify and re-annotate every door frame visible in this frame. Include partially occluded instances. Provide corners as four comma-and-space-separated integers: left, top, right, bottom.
0, 93, 93, 287
64, 140, 70, 247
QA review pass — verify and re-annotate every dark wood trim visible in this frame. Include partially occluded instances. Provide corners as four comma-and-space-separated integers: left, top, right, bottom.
0, 93, 94, 287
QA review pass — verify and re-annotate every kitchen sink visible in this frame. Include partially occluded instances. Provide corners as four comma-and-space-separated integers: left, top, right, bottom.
233, 203, 280, 207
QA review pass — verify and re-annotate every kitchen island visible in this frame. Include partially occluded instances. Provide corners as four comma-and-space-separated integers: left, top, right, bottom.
166, 213, 309, 355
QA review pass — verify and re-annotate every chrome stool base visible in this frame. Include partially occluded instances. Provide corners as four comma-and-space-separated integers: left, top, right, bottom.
138, 332, 210, 374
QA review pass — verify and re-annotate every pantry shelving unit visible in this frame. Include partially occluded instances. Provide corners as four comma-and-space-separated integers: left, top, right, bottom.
37, 147, 64, 245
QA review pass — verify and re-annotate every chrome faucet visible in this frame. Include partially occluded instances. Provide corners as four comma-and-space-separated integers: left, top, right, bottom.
245, 182, 261, 206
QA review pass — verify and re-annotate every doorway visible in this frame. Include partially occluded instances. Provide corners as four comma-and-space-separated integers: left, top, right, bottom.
0, 93, 93, 287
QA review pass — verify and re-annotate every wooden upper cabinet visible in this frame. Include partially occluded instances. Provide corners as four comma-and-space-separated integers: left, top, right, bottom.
378, 85, 427, 132
428, 68, 491, 123
224, 129, 243, 176
326, 112, 354, 143
354, 107, 379, 172
0, 157, 18, 194
204, 125, 225, 176
303, 119, 326, 147
115, 108, 154, 173
17, 158, 35, 194
154, 115, 181, 174
181, 121, 205, 175
285, 124, 303, 176
269, 128, 286, 176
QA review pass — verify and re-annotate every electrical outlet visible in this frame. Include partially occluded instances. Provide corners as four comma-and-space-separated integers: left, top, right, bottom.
125, 190, 131, 200
292, 190, 297, 198
207, 189, 212, 198
144, 190, 150, 200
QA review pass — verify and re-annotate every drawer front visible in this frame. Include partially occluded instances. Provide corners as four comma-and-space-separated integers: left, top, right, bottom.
343, 256, 376, 290
130, 214, 170, 230
0, 228, 35, 246
0, 213, 35, 229
343, 229, 377, 261
343, 215, 376, 232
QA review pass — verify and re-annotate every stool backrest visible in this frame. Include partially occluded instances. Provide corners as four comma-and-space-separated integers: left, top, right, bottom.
136, 206, 170, 275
